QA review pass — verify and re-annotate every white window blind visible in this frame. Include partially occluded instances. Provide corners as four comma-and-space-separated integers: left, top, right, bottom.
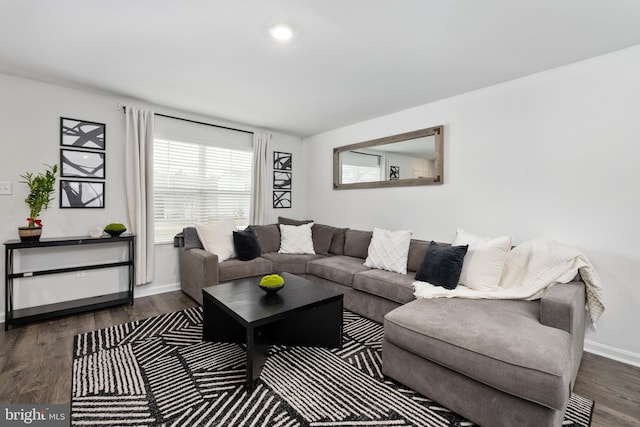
341, 151, 382, 184
153, 138, 252, 243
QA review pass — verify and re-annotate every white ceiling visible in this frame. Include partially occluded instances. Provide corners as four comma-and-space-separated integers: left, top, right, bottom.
2, 1, 640, 137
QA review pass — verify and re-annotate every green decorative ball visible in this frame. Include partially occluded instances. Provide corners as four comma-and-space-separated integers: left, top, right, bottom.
260, 274, 285, 288
104, 223, 127, 237
104, 223, 126, 232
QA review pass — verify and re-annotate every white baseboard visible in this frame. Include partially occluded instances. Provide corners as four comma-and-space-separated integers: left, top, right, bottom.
584, 339, 640, 368
134, 282, 182, 299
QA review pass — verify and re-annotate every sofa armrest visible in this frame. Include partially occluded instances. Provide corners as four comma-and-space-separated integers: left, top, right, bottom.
540, 282, 586, 335
179, 247, 220, 304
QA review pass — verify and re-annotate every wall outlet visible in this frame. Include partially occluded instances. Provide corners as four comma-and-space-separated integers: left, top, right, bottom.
0, 181, 11, 195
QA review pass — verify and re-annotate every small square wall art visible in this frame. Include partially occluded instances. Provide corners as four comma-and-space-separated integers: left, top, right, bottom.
273, 191, 291, 209
273, 171, 292, 190
273, 151, 292, 171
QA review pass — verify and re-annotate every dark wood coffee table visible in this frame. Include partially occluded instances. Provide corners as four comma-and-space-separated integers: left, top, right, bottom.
202, 272, 343, 388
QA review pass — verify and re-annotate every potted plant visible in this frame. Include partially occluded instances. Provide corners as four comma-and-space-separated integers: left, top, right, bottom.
18, 164, 58, 241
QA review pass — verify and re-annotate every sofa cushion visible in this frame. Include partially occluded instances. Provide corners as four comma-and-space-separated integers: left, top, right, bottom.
311, 224, 335, 256
195, 220, 237, 261
384, 298, 572, 410
261, 252, 325, 275
344, 229, 373, 259
306, 255, 371, 287
453, 228, 511, 291
278, 216, 313, 225
329, 227, 348, 255
407, 239, 430, 272
415, 241, 468, 289
279, 223, 315, 254
364, 228, 413, 274
219, 257, 273, 282
353, 269, 416, 304
278, 220, 338, 256
233, 227, 261, 261
250, 224, 280, 253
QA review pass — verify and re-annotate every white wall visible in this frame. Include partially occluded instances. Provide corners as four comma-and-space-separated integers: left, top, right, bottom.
303, 45, 640, 366
0, 73, 303, 315
3, 44, 638, 366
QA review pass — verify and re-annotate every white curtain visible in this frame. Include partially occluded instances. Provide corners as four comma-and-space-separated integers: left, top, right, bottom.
380, 154, 390, 180
125, 107, 155, 285
250, 132, 271, 225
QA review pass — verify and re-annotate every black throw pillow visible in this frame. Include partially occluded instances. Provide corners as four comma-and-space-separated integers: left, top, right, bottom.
415, 241, 468, 290
233, 227, 261, 261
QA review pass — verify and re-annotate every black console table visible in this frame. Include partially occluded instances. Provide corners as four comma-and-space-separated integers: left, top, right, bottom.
4, 234, 135, 330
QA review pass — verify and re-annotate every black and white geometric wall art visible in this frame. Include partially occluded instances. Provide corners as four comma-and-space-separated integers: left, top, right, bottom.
60, 117, 107, 208
60, 149, 105, 179
60, 180, 105, 209
273, 171, 292, 190
273, 191, 292, 209
273, 151, 292, 208
60, 117, 106, 150
390, 165, 400, 180
273, 151, 292, 171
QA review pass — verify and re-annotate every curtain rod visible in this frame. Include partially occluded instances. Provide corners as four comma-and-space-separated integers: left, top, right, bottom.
117, 104, 254, 135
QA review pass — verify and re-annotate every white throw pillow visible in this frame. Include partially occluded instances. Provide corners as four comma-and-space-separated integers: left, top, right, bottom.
452, 227, 511, 291
279, 222, 316, 254
364, 228, 413, 274
195, 220, 237, 261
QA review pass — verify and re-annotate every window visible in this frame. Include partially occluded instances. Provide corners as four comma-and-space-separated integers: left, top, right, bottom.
153, 138, 252, 243
340, 151, 383, 184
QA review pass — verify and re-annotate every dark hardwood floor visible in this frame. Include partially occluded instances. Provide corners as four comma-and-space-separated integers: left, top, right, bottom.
1, 290, 638, 427
574, 352, 640, 426
0, 291, 198, 406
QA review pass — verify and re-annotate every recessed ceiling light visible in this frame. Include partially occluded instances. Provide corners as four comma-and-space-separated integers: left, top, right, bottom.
269, 23, 295, 42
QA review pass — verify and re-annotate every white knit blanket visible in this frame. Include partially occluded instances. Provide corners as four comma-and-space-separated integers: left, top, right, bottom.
413, 238, 605, 326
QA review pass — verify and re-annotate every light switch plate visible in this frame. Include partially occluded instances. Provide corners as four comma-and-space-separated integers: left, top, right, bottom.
0, 181, 11, 195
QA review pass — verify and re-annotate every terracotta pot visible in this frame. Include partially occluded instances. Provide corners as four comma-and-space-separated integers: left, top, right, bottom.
18, 226, 42, 242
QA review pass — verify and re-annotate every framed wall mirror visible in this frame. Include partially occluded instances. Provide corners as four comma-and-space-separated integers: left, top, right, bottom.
333, 125, 444, 190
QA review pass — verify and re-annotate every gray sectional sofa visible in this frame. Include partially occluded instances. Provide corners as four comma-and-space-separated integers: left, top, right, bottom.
177, 221, 586, 427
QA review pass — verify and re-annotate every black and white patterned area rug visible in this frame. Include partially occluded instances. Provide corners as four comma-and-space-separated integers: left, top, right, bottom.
71, 307, 594, 426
